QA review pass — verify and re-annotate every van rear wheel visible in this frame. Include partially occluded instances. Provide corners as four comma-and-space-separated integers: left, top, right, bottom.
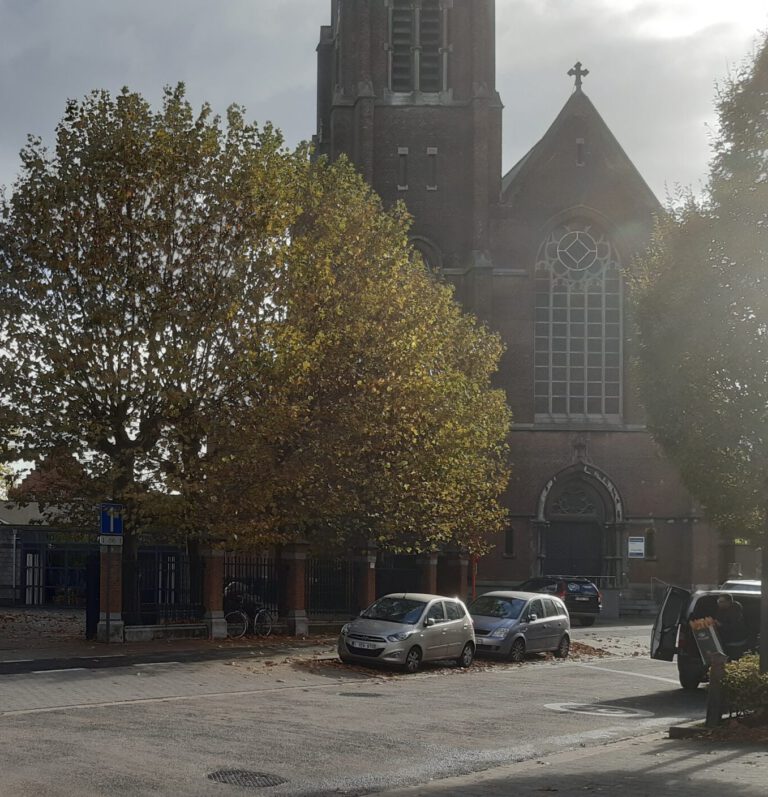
679, 671, 701, 690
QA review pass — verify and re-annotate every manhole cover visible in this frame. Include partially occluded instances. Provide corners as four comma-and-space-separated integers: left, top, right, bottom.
207, 770, 288, 788
338, 692, 384, 698
544, 702, 654, 718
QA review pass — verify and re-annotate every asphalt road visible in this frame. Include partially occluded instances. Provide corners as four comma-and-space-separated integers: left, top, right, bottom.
0, 623, 706, 796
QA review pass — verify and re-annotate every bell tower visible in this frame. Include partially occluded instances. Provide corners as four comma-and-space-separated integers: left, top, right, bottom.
315, 0, 502, 283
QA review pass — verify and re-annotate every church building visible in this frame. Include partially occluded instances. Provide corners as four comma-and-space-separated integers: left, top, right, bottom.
314, 0, 740, 599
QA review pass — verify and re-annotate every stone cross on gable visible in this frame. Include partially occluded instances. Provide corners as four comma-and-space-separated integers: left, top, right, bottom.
568, 61, 589, 89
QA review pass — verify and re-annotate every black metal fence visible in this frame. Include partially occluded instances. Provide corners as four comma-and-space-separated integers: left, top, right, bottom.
223, 553, 280, 614
12, 542, 97, 608
129, 548, 203, 625
305, 557, 355, 617
376, 552, 423, 597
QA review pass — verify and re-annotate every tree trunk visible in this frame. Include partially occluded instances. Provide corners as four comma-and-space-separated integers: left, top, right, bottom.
761, 538, 768, 673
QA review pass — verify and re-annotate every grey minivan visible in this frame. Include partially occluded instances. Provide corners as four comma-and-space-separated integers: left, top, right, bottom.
338, 593, 475, 673
469, 590, 571, 661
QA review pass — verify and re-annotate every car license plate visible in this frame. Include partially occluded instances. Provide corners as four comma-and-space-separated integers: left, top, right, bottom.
348, 640, 377, 649
575, 597, 590, 601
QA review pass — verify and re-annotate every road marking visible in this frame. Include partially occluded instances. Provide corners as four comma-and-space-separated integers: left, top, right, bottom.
134, 662, 181, 667
572, 662, 680, 685
545, 702, 654, 718
31, 668, 88, 675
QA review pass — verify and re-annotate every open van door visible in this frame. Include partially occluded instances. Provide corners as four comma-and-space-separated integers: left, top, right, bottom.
650, 586, 690, 661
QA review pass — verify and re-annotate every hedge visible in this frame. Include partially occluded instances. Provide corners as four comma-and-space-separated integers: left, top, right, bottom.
721, 655, 768, 716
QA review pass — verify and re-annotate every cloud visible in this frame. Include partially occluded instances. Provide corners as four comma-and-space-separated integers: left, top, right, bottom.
0, 0, 765, 198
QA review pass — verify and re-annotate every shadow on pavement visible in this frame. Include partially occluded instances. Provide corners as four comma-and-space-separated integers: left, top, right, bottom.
401, 741, 766, 796
590, 688, 707, 719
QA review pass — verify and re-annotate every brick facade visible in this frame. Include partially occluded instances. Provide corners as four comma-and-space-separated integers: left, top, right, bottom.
316, 0, 724, 594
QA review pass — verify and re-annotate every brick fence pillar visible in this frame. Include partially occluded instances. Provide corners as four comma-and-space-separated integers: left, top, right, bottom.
97, 542, 125, 642
353, 546, 378, 614
437, 552, 470, 602
279, 542, 309, 636
419, 553, 438, 595
202, 549, 227, 639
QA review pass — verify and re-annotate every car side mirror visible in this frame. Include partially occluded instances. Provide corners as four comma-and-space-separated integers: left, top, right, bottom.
527, 613, 538, 623
424, 617, 436, 627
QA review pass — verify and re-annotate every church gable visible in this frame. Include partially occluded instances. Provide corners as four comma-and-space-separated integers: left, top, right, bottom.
501, 81, 660, 233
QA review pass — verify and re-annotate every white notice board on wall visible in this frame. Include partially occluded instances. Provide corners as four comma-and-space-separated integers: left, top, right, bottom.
628, 537, 646, 559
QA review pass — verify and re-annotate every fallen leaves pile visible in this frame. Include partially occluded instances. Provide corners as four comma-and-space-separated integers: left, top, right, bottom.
698, 716, 768, 744
0, 609, 84, 640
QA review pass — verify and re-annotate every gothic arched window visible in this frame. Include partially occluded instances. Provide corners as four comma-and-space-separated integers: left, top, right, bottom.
534, 222, 623, 420
388, 0, 448, 93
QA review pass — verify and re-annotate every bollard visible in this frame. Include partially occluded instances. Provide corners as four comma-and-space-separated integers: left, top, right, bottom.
706, 652, 729, 727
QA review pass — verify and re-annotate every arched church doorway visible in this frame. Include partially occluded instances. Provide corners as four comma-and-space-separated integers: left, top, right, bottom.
537, 465, 625, 583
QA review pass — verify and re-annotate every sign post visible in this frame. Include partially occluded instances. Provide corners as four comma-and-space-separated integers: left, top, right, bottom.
99, 503, 124, 644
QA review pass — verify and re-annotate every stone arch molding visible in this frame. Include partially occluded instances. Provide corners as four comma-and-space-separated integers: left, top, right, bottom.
410, 236, 444, 272
536, 464, 624, 524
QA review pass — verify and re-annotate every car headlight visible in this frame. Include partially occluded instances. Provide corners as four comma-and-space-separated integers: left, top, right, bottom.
489, 627, 510, 639
386, 630, 414, 642
340, 624, 351, 636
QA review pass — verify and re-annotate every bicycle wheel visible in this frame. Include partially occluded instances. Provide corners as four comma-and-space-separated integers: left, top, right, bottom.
253, 608, 273, 638
225, 610, 249, 639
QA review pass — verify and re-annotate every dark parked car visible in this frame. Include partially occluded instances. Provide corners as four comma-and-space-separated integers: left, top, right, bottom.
517, 576, 602, 626
651, 586, 761, 689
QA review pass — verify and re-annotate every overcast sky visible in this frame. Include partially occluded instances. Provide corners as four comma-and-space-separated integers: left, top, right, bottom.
1, 0, 766, 202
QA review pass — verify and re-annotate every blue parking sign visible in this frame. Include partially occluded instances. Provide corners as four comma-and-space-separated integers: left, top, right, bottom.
100, 503, 124, 535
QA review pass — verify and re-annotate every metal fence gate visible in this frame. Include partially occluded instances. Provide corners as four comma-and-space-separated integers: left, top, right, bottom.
305, 557, 355, 618
130, 548, 203, 625
223, 553, 280, 614
20, 543, 96, 608
375, 553, 423, 597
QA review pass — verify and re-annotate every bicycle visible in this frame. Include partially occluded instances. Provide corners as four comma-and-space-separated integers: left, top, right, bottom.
224, 605, 274, 639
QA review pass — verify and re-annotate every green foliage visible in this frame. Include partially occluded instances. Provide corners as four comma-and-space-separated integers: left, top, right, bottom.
0, 84, 510, 553
630, 35, 768, 542
722, 654, 768, 715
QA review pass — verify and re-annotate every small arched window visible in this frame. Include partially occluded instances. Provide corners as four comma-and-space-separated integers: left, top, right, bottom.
411, 237, 443, 272
534, 221, 623, 420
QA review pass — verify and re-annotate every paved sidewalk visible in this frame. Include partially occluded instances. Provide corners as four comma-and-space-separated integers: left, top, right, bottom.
380, 730, 768, 796
0, 606, 339, 669
0, 628, 339, 672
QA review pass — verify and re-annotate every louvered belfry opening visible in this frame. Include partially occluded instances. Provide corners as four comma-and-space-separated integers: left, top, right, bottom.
390, 0, 444, 93
419, 0, 442, 92
391, 1, 414, 92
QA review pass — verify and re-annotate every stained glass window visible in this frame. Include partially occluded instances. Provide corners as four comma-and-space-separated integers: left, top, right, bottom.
534, 223, 622, 420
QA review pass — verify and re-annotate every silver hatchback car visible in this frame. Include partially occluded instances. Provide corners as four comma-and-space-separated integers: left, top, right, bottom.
469, 590, 571, 661
338, 592, 476, 673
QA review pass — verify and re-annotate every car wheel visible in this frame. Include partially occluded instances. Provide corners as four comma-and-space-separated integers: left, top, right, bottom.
456, 642, 474, 668
553, 634, 570, 659
404, 646, 422, 674
509, 638, 526, 663
579, 617, 596, 627
678, 667, 702, 690
339, 654, 354, 665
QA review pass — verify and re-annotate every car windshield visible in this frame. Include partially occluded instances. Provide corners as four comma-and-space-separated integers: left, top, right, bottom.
360, 597, 426, 624
469, 596, 525, 619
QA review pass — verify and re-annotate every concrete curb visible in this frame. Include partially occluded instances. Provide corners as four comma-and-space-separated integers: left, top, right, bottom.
668, 720, 710, 739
